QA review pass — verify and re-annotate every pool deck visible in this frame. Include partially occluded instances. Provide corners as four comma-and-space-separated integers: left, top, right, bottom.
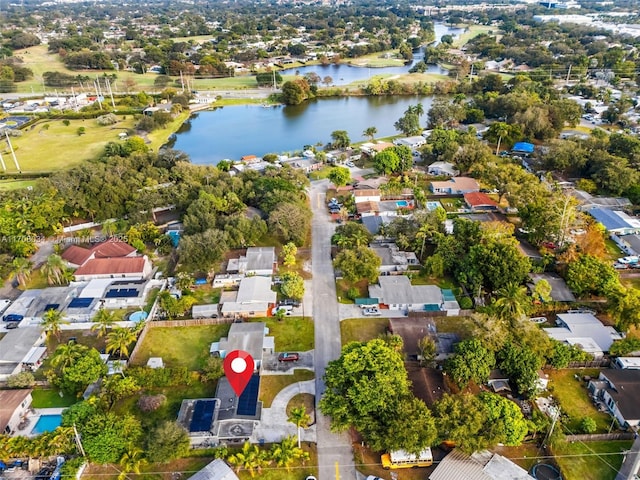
21, 408, 66, 437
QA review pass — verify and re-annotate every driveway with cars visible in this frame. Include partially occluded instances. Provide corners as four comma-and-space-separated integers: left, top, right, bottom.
261, 351, 315, 373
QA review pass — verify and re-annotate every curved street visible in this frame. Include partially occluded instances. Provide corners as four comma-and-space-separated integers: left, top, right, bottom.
311, 179, 357, 480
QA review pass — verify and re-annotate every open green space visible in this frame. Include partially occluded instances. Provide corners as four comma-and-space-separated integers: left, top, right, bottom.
147, 110, 191, 150
340, 318, 388, 345
131, 324, 231, 370
552, 440, 632, 480
31, 388, 78, 408
347, 50, 406, 68
548, 369, 613, 433
336, 278, 369, 304
259, 370, 315, 408
0, 179, 39, 191
252, 316, 314, 351
5, 117, 136, 173
452, 25, 496, 48
187, 285, 222, 305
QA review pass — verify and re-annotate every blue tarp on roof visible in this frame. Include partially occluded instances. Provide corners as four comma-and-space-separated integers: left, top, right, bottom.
512, 142, 534, 153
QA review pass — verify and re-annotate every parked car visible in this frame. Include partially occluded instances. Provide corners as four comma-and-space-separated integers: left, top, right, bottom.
280, 299, 300, 307
618, 256, 639, 265
272, 306, 293, 316
3, 314, 23, 322
278, 352, 300, 362
529, 317, 547, 324
365, 476, 386, 480
329, 208, 341, 214
614, 263, 629, 270
345, 161, 355, 168
363, 307, 381, 316
541, 241, 557, 249
5, 322, 19, 329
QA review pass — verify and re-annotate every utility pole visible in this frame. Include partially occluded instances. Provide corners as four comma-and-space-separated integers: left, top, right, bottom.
106, 78, 116, 109
93, 81, 103, 110
0, 148, 7, 172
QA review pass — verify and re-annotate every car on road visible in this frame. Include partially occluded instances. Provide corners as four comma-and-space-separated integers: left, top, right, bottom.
3, 314, 23, 322
345, 161, 355, 168
363, 307, 381, 316
618, 256, 639, 265
278, 352, 300, 362
5, 322, 19, 329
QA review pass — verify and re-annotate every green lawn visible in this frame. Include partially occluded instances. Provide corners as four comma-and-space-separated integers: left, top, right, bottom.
452, 25, 496, 48
259, 370, 315, 407
548, 369, 613, 433
346, 50, 406, 67
0, 179, 39, 191
286, 393, 315, 417
552, 440, 632, 480
187, 285, 222, 305
146, 110, 190, 150
251, 316, 314, 351
6, 117, 136, 173
31, 388, 78, 408
340, 318, 389, 345
604, 239, 624, 262
131, 324, 231, 370
434, 316, 474, 339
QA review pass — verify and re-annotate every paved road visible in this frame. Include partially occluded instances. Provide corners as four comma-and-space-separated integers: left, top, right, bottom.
311, 179, 357, 480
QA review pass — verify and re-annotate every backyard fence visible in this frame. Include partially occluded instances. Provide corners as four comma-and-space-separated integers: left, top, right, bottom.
565, 433, 635, 442
566, 359, 610, 368
149, 318, 234, 327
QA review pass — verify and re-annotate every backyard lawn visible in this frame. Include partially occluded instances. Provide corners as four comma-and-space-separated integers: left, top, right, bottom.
434, 315, 474, 339
31, 388, 77, 408
131, 324, 231, 370
552, 440, 632, 480
252, 316, 314, 351
340, 318, 388, 344
259, 370, 315, 407
548, 369, 613, 433
353, 444, 428, 480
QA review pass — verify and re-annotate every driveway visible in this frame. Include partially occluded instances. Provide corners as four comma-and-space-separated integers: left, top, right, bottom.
261, 351, 315, 373
311, 179, 357, 480
339, 303, 409, 321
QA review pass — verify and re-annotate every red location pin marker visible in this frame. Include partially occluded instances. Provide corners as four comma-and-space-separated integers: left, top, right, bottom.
223, 350, 255, 397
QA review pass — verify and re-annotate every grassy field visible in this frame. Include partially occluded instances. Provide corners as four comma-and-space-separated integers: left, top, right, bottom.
131, 324, 231, 370
147, 110, 190, 150
259, 370, 315, 407
452, 25, 496, 48
31, 388, 78, 408
251, 316, 314, 351
5, 117, 136, 172
548, 369, 613, 433
0, 179, 39, 191
340, 318, 389, 345
347, 50, 406, 68
552, 440, 632, 480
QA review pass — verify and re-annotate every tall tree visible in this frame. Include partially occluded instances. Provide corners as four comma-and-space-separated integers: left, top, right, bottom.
444, 338, 495, 389
11, 257, 32, 288
492, 283, 531, 324
328, 166, 351, 187
91, 309, 121, 338
330, 130, 350, 149
42, 309, 68, 340
227, 442, 271, 478
118, 447, 147, 480
269, 436, 309, 472
363, 126, 377, 141
42, 254, 68, 285
106, 327, 138, 359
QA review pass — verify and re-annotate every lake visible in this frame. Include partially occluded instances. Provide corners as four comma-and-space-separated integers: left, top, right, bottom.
278, 23, 464, 86
171, 96, 434, 164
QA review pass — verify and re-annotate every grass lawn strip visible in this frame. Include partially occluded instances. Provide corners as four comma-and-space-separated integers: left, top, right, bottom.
31, 388, 77, 408
340, 318, 389, 345
131, 324, 231, 370
552, 440, 632, 480
251, 316, 314, 352
259, 370, 315, 408
547, 369, 612, 432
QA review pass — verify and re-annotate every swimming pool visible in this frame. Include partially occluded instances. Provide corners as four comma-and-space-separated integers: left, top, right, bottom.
129, 310, 148, 322
32, 414, 62, 434
396, 200, 409, 207
426, 201, 442, 211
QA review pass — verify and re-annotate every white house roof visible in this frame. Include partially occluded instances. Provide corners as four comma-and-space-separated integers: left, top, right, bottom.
369, 276, 442, 305
0, 327, 45, 364
80, 278, 114, 298
544, 313, 623, 353
244, 247, 276, 272
429, 449, 533, 480
235, 277, 277, 304
189, 459, 239, 480
428, 161, 458, 176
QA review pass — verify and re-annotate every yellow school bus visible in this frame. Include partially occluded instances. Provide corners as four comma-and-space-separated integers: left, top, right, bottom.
381, 448, 433, 469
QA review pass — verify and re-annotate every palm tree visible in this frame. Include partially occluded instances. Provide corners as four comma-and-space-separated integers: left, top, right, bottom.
227, 442, 271, 478
41, 309, 68, 341
11, 257, 32, 288
106, 327, 138, 359
493, 282, 531, 324
50, 342, 87, 372
91, 309, 120, 338
492, 121, 510, 156
41, 254, 66, 286
46, 427, 76, 455
362, 126, 377, 141
270, 436, 309, 472
118, 446, 147, 480
288, 406, 311, 448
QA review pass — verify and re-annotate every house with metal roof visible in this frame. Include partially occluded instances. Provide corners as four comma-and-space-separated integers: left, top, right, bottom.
368, 276, 443, 312
226, 247, 276, 276
430, 177, 480, 194
0, 327, 46, 381
189, 459, 239, 480
219, 276, 277, 318
587, 208, 640, 235
544, 312, 624, 358
429, 449, 533, 480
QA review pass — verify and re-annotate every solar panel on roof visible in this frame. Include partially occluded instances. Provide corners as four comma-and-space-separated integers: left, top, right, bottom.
190, 400, 216, 432
68, 298, 94, 308
43, 304, 59, 312
237, 375, 260, 416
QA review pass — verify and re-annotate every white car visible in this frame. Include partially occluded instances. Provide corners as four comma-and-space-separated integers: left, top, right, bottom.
529, 317, 547, 324
345, 161, 355, 168
363, 307, 381, 317
271, 306, 293, 316
618, 256, 639, 265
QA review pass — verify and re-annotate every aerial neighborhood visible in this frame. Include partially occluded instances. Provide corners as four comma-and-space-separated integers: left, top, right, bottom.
2, 1, 640, 480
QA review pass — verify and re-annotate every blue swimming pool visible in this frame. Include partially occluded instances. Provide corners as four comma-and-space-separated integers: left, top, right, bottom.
396, 200, 409, 207
32, 414, 62, 434
426, 201, 442, 211
129, 310, 148, 322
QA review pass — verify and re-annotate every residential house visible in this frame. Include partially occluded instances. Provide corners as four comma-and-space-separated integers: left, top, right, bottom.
544, 312, 624, 358
588, 208, 640, 235
430, 177, 480, 194
0, 389, 33, 435
61, 239, 137, 268
371, 243, 419, 273
571, 190, 631, 212
463, 192, 499, 212
226, 247, 276, 276
368, 276, 443, 313
212, 274, 243, 288
0, 327, 47, 381
360, 142, 394, 156
353, 189, 381, 204
428, 161, 458, 177
189, 459, 239, 480
393, 136, 426, 150
429, 449, 534, 480
73, 256, 153, 281
615, 234, 640, 257
588, 369, 640, 429
210, 322, 274, 369
220, 277, 277, 318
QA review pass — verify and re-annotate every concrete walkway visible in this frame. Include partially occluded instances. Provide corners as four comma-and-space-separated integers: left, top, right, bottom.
252, 380, 316, 444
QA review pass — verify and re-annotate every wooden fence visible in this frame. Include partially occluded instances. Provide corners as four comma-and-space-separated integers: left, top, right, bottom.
565, 433, 635, 442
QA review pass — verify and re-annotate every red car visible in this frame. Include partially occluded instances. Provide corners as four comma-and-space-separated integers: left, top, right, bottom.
278, 352, 300, 362
541, 241, 557, 249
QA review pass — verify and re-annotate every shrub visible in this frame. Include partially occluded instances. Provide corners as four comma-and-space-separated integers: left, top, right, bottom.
459, 297, 473, 309
137, 394, 167, 412
96, 113, 118, 126
62, 119, 70, 126
7, 371, 35, 388
346, 287, 359, 300
580, 417, 597, 434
